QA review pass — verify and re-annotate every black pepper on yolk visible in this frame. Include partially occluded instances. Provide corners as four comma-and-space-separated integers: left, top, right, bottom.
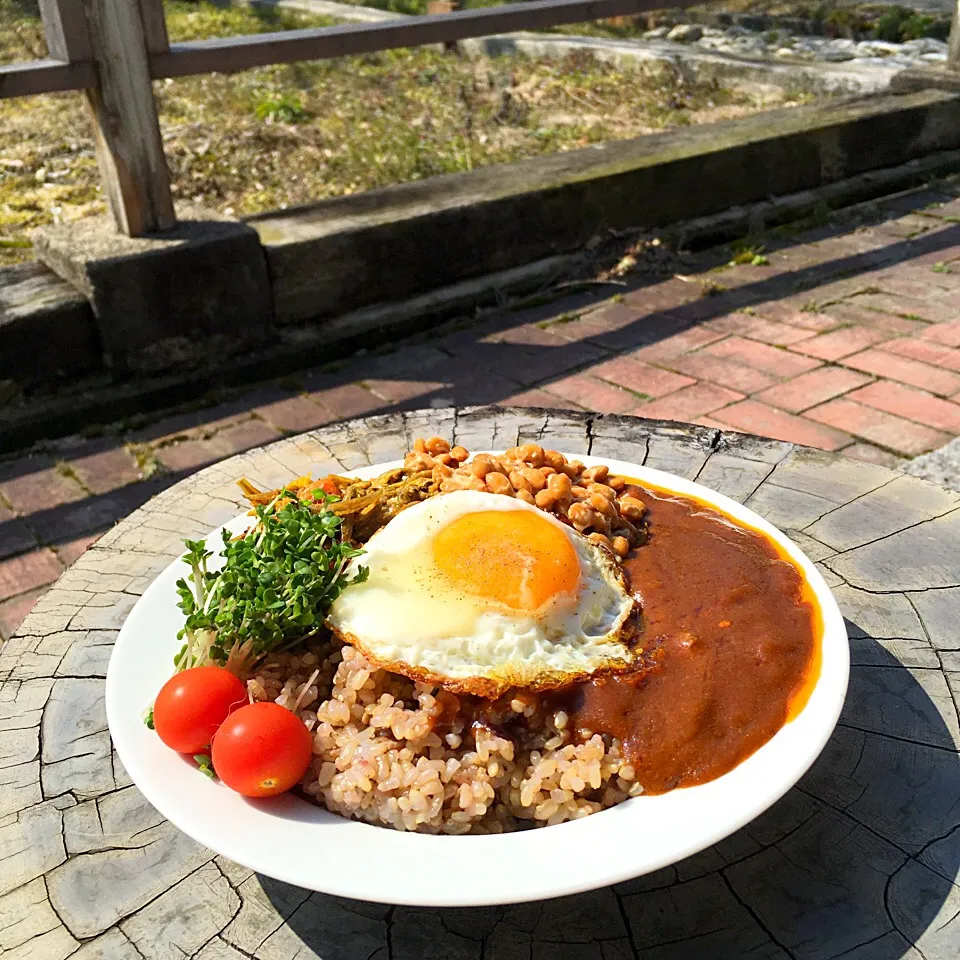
431, 510, 581, 612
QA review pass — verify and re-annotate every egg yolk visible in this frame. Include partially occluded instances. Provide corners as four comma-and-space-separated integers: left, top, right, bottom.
431, 510, 580, 612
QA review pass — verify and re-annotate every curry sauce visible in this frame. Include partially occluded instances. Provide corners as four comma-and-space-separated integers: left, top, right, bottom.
549, 486, 819, 795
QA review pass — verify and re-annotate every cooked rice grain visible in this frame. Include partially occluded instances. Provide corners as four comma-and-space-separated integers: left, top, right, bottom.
250, 642, 642, 833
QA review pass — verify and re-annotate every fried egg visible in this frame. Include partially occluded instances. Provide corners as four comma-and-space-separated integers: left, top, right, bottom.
327, 490, 638, 697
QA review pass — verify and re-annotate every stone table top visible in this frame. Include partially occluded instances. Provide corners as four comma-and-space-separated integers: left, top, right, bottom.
3, 406, 960, 960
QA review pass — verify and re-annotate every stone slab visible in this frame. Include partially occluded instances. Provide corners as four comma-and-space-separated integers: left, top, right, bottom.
251, 91, 960, 325
32, 207, 273, 375
0, 262, 100, 389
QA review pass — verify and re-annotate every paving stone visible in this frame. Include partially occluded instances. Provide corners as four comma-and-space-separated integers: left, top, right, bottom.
879, 337, 960, 373
589, 356, 695, 398
754, 367, 872, 414
659, 351, 777, 394
704, 313, 816, 346
0, 458, 86, 515
626, 325, 726, 362
69, 447, 142, 495
847, 381, 960, 434
841, 348, 960, 397
712, 399, 851, 450
806, 398, 950, 456
703, 336, 821, 378
633, 382, 743, 421
0, 589, 44, 641
544, 374, 641, 415
0, 549, 63, 603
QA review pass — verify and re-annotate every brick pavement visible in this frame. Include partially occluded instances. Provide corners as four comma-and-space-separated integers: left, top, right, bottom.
2, 185, 960, 639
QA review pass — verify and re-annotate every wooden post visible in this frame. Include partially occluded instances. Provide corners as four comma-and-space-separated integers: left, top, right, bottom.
39, 0, 91, 61
139, 0, 170, 55
949, 0, 959, 69
82, 0, 175, 236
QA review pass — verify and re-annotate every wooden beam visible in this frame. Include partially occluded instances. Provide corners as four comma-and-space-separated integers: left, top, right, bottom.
949, 0, 959, 68
0, 58, 94, 98
139, 0, 170, 55
151, 0, 691, 77
38, 0, 91, 61
83, 0, 175, 235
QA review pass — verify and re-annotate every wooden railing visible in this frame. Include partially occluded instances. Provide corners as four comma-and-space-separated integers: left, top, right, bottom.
2, 0, 958, 237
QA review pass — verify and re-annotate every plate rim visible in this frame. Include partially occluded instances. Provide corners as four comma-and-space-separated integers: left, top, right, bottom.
106, 451, 850, 906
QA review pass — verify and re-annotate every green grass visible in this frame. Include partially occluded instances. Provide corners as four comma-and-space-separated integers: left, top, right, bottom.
0, 0, 814, 265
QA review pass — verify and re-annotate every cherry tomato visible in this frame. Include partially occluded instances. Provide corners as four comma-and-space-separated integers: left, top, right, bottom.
153, 666, 247, 754
211, 702, 313, 798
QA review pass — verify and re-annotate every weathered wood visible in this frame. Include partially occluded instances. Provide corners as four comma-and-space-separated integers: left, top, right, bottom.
2, 408, 960, 960
150, 0, 698, 78
0, 57, 94, 98
949, 0, 959, 68
138, 0, 169, 55
39, 0, 90, 61
83, 0, 175, 236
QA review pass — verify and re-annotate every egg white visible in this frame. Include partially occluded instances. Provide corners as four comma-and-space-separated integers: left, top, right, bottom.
327, 491, 638, 696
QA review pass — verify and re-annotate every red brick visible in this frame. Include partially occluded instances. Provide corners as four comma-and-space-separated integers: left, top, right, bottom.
805, 399, 950, 456
661, 352, 777, 394
0, 549, 63, 602
755, 367, 872, 413
155, 418, 282, 473
825, 303, 925, 335
307, 383, 379, 421
501, 389, 574, 410
753, 304, 840, 332
873, 273, 945, 301
919, 322, 960, 348
711, 400, 851, 451
0, 458, 87, 515
846, 381, 960, 433
485, 324, 571, 349
70, 447, 141, 495
544, 375, 640, 415
0, 587, 45, 641
0, 502, 38, 560
634, 383, 744, 422
627, 325, 726, 362
363, 378, 445, 405
704, 337, 821, 378
790, 326, 893, 361
589, 357, 695, 398
877, 337, 960, 373
255, 396, 332, 433
840, 443, 904, 468
840, 349, 960, 397
622, 278, 702, 315
125, 390, 285, 444
53, 533, 102, 567
854, 292, 959, 324
587, 312, 691, 352
155, 438, 223, 473
705, 313, 816, 346
540, 313, 619, 345
209, 419, 282, 456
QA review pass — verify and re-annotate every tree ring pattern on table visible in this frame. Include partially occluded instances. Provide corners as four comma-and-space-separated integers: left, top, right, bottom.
2, 406, 960, 959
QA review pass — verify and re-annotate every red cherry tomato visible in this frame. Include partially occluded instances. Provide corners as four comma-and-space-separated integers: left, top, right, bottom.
153, 666, 247, 754
211, 702, 313, 798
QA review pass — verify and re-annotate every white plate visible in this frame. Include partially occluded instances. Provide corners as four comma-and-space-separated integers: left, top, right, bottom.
106, 454, 849, 906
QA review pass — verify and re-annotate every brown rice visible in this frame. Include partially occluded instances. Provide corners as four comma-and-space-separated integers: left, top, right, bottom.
248, 639, 642, 833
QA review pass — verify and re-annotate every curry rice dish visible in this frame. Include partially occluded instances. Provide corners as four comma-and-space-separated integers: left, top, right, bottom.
241, 439, 819, 834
